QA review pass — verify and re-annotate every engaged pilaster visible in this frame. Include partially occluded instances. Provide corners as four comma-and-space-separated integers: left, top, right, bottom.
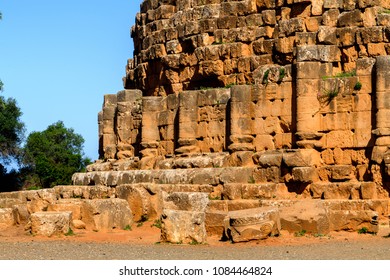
228, 85, 254, 152
140, 96, 163, 168
372, 56, 390, 165
175, 91, 200, 155
295, 61, 326, 148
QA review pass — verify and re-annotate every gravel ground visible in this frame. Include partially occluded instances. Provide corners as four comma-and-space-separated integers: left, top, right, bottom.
0, 238, 390, 260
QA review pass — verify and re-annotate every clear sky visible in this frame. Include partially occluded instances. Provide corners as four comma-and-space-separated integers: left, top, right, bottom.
0, 0, 141, 163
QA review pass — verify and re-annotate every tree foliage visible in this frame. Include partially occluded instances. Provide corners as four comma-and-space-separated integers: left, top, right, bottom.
0, 96, 25, 162
23, 121, 91, 188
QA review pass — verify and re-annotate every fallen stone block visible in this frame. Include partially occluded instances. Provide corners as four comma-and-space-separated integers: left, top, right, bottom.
72, 219, 86, 229
224, 207, 280, 243
279, 200, 330, 235
81, 199, 133, 231
116, 184, 155, 222
28, 211, 72, 237
161, 209, 207, 244
0, 208, 15, 229
329, 210, 379, 233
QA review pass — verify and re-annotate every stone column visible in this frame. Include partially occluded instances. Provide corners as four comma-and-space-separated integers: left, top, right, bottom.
295, 61, 325, 148
228, 85, 254, 152
140, 96, 163, 168
116, 90, 142, 159
175, 91, 200, 155
372, 56, 390, 166
101, 94, 117, 159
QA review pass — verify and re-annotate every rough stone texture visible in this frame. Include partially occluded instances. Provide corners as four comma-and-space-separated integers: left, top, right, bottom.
0, 208, 15, 229
28, 211, 72, 237
81, 199, 133, 231
116, 184, 156, 222
279, 200, 330, 235
224, 207, 281, 242
5, 1, 390, 243
329, 210, 379, 233
47, 199, 84, 220
162, 192, 209, 212
161, 209, 207, 244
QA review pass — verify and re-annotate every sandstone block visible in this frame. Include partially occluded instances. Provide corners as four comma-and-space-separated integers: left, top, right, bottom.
81, 199, 133, 231
163, 192, 209, 212
282, 149, 322, 167
252, 151, 283, 167
280, 200, 330, 234
73, 219, 86, 230
323, 182, 359, 199
328, 165, 354, 181
292, 167, 318, 183
0, 208, 15, 229
329, 210, 378, 233
29, 211, 72, 237
338, 10, 363, 27
0, 198, 23, 208
241, 183, 285, 199
116, 184, 155, 222
205, 210, 228, 237
224, 207, 280, 242
318, 26, 337, 45
297, 45, 341, 62
12, 204, 29, 224
161, 209, 207, 244
360, 182, 377, 199
47, 200, 83, 220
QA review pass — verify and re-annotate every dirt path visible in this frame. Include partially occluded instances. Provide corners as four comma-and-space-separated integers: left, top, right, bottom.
1, 222, 390, 260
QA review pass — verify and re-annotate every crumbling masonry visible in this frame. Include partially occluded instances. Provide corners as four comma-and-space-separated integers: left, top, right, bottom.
3, 0, 390, 243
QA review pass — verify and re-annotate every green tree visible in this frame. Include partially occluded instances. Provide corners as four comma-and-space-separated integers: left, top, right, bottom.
0, 96, 25, 162
23, 121, 91, 188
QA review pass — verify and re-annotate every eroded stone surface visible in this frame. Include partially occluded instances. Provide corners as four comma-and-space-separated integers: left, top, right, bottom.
224, 207, 281, 242
161, 209, 207, 244
81, 199, 133, 231
28, 211, 72, 237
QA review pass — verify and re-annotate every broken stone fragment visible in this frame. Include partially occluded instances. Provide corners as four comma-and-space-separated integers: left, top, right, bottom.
224, 207, 280, 242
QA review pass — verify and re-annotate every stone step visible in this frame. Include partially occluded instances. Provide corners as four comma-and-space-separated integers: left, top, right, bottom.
0, 198, 23, 208
28, 198, 133, 233
278, 200, 381, 235
72, 166, 259, 186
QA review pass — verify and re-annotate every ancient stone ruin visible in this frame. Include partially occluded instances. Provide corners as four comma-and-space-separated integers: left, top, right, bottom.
2, 0, 390, 243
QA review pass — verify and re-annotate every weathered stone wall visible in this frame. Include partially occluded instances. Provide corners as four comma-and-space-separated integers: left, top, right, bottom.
124, 0, 390, 96
88, 0, 390, 241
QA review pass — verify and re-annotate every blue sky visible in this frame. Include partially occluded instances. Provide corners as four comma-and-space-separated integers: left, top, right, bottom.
0, 1, 141, 162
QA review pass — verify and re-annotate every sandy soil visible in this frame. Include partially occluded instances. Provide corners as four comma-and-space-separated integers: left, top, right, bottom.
1, 220, 389, 247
